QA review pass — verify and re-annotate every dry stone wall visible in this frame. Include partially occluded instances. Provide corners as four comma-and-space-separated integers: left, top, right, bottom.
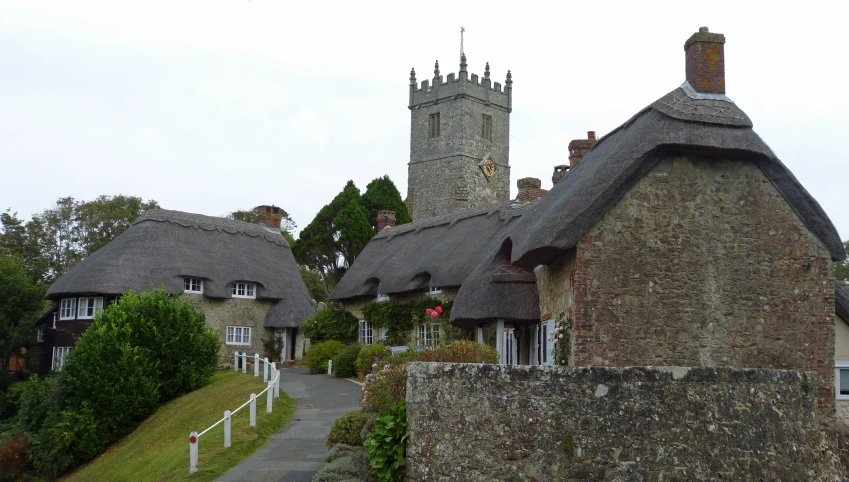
406, 363, 846, 481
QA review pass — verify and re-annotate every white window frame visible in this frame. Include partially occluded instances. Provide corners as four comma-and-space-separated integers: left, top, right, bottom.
59, 298, 76, 320
77, 297, 104, 320
52, 312, 57, 329
836, 360, 849, 400
376, 293, 390, 303
418, 323, 440, 347
428, 286, 442, 296
359, 320, 374, 345
226, 326, 252, 345
184, 277, 203, 294
37, 327, 44, 343
378, 326, 388, 342
52, 346, 73, 371
231, 282, 256, 299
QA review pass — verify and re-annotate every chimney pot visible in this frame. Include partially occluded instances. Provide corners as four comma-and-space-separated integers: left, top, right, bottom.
552, 165, 569, 185
567, 130, 598, 170
516, 177, 543, 205
376, 210, 397, 231
684, 28, 726, 95
256, 205, 282, 230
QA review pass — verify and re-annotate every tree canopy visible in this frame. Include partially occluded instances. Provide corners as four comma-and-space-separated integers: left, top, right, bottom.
294, 176, 409, 292
1, 195, 158, 283
361, 175, 412, 228
0, 253, 46, 378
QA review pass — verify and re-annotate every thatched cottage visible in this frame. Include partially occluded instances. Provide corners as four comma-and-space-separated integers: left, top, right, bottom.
34, 207, 314, 373
450, 27, 846, 409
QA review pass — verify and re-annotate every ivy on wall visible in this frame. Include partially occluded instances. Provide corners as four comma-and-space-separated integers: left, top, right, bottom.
361, 298, 469, 344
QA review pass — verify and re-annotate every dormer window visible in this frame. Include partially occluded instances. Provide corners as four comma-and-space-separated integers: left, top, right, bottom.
232, 282, 256, 299
429, 286, 442, 296
184, 277, 203, 294
376, 293, 390, 303
59, 298, 76, 320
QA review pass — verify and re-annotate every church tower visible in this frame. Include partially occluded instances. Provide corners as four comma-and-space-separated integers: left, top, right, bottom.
406, 54, 512, 220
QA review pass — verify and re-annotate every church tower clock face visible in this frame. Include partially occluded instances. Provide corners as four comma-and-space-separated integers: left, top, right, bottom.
480, 157, 496, 180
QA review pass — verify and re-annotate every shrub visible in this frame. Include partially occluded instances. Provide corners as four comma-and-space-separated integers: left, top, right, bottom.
262, 335, 285, 362
19, 288, 220, 478
418, 340, 499, 364
328, 410, 373, 447
313, 449, 372, 482
302, 302, 359, 344
306, 340, 346, 374
0, 433, 32, 482
361, 364, 406, 414
364, 401, 408, 482
356, 344, 390, 376
333, 344, 361, 378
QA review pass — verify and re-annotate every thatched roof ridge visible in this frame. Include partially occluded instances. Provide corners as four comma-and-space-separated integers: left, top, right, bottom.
330, 202, 524, 300
46, 208, 313, 328
510, 86, 846, 267
837, 281, 849, 325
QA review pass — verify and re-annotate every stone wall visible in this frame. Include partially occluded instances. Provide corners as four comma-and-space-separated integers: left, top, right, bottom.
568, 155, 835, 405
180, 294, 274, 366
406, 363, 845, 481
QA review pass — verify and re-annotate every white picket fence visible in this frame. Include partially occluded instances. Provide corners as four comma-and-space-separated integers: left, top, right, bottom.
188, 352, 282, 474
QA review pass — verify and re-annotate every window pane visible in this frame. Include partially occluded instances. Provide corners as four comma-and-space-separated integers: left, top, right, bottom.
185, 278, 190, 291
841, 369, 849, 395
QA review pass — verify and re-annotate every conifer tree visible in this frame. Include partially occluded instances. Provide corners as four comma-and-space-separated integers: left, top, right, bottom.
361, 175, 412, 228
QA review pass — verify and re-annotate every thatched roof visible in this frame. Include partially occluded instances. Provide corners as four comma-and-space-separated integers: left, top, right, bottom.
509, 83, 846, 267
329, 203, 525, 300
837, 282, 849, 324
46, 209, 313, 328
449, 238, 540, 327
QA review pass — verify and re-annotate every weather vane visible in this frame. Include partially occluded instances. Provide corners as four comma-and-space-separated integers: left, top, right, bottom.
460, 26, 465, 56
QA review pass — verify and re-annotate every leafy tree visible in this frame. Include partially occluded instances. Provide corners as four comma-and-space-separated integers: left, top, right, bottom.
294, 181, 375, 291
361, 175, 412, 228
301, 302, 359, 344
2, 195, 157, 283
300, 265, 328, 302
74, 195, 158, 256
0, 254, 45, 381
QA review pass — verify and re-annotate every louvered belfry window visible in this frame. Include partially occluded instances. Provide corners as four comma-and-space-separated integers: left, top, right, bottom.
482, 114, 492, 140
428, 113, 440, 138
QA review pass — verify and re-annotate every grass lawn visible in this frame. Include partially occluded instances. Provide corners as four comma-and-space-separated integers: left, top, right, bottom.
63, 370, 297, 482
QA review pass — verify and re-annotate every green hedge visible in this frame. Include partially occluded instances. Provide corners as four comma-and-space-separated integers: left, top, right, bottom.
306, 340, 346, 374
332, 344, 361, 378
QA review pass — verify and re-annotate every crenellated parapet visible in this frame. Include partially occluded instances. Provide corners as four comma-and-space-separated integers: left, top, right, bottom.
409, 55, 512, 112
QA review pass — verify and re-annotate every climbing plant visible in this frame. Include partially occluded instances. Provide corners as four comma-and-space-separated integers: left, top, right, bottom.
361, 299, 469, 344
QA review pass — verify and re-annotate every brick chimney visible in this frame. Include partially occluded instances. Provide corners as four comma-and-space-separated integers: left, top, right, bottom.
552, 164, 569, 185
376, 210, 396, 231
256, 205, 281, 229
568, 131, 597, 169
685, 27, 725, 94
516, 177, 543, 205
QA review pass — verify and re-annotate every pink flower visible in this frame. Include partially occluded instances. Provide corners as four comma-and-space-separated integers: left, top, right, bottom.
435, 306, 443, 314
426, 308, 433, 315
430, 311, 438, 319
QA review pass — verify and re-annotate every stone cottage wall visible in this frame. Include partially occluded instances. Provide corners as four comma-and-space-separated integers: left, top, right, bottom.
568, 155, 835, 405
406, 363, 845, 481
180, 294, 272, 366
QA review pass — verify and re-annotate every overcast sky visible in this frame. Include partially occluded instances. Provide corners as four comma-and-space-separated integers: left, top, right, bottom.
1, 1, 846, 242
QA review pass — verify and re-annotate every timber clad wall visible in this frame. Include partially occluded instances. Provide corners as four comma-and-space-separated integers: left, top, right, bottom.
567, 156, 835, 405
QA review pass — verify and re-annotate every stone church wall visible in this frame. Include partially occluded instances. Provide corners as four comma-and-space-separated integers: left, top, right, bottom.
406, 363, 845, 481
567, 155, 835, 406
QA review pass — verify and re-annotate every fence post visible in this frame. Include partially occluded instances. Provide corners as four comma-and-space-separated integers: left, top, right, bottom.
327, 359, 333, 375
250, 393, 257, 427
241, 352, 247, 374
234, 352, 238, 371
189, 431, 198, 474
224, 410, 231, 448
263, 357, 269, 382
274, 367, 280, 398
266, 381, 273, 413
254, 353, 259, 377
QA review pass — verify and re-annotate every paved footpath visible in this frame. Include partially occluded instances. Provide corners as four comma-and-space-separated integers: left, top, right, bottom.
217, 368, 362, 482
